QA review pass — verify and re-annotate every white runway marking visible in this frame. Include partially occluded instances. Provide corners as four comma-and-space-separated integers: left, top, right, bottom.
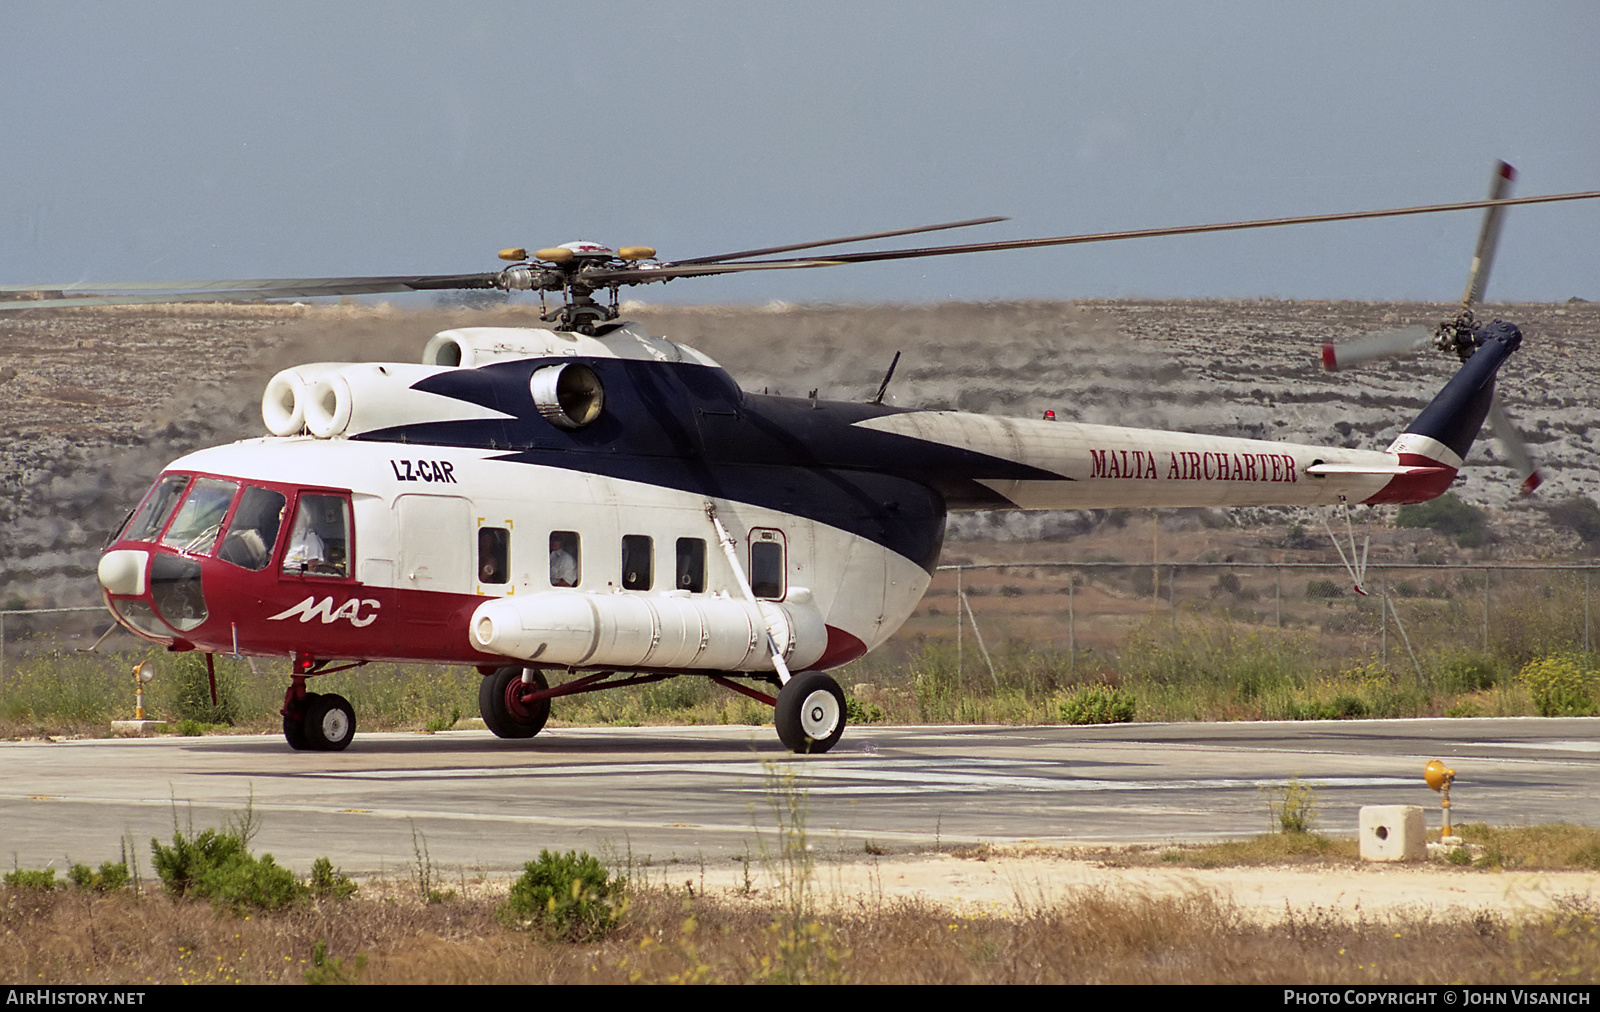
308, 761, 1414, 793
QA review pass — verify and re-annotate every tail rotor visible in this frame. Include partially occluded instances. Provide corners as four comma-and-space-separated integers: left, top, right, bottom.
1319, 161, 1542, 494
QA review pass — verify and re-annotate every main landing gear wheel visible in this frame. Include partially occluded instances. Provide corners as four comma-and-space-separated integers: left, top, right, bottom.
283, 691, 318, 751
775, 671, 847, 754
303, 693, 356, 751
480, 666, 550, 739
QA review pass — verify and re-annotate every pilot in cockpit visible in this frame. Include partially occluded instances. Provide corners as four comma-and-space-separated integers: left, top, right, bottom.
283, 496, 347, 576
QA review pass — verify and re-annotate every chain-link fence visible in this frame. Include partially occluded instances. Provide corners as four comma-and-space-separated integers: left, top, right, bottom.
0, 606, 135, 677
919, 561, 1598, 681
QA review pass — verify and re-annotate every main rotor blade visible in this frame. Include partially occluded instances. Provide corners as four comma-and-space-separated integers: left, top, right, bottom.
640, 189, 1600, 276
1485, 392, 1543, 495
1319, 325, 1432, 371
1462, 161, 1516, 310
0, 273, 502, 311
582, 259, 848, 286
668, 216, 1009, 266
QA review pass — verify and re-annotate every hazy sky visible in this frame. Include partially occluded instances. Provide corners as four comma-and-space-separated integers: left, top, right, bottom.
5, 2, 1597, 305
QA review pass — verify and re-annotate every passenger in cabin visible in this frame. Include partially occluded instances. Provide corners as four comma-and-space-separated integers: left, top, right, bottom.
549, 531, 579, 587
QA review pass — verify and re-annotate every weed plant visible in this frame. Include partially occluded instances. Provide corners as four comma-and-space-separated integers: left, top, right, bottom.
499, 850, 627, 941
1265, 777, 1320, 834
149, 803, 355, 914
1518, 653, 1598, 716
1059, 684, 1135, 724
4, 868, 58, 891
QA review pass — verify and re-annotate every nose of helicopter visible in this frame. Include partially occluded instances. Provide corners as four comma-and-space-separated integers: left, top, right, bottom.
97, 545, 210, 640
98, 549, 149, 596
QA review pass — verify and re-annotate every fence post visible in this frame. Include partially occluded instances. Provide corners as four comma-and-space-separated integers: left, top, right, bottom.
955, 565, 963, 685
1067, 567, 1075, 673
1483, 568, 1490, 654
1169, 564, 1177, 647
1381, 569, 1388, 667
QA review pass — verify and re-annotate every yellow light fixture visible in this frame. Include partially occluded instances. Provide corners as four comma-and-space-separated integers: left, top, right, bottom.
1424, 759, 1457, 839
132, 661, 155, 720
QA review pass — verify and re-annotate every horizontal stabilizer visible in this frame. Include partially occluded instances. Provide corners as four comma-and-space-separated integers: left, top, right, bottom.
1304, 463, 1452, 478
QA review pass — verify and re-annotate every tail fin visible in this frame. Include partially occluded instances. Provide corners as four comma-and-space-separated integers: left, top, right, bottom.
1369, 320, 1522, 504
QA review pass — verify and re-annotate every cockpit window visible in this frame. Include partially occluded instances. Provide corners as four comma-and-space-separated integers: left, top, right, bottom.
282, 494, 351, 577
124, 475, 190, 543
161, 478, 240, 555
218, 487, 288, 571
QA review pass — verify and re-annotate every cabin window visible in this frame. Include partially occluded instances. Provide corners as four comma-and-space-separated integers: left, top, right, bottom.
478, 527, 510, 585
160, 478, 240, 555
218, 487, 287, 571
124, 474, 190, 543
622, 535, 653, 590
282, 494, 351, 577
549, 531, 580, 587
749, 533, 785, 600
675, 537, 706, 593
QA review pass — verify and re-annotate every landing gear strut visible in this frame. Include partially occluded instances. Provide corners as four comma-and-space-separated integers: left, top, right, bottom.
479, 666, 551, 739
775, 671, 847, 754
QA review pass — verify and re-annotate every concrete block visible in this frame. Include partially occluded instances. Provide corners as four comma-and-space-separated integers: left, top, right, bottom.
110, 719, 167, 736
1359, 805, 1426, 862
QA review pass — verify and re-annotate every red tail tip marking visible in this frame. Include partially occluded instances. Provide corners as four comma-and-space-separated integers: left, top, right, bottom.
1497, 162, 1517, 181
1520, 470, 1544, 496
1320, 343, 1339, 371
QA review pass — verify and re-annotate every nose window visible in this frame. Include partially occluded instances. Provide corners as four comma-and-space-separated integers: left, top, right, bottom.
150, 553, 207, 632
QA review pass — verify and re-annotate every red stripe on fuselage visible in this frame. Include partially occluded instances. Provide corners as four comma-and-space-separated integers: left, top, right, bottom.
1359, 453, 1458, 505
812, 625, 869, 671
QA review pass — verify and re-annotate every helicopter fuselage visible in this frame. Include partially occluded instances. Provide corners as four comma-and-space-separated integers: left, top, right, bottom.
93, 318, 1511, 750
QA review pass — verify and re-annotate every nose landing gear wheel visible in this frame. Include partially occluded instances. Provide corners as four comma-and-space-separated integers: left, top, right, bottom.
775, 671, 847, 754
303, 693, 356, 751
479, 666, 551, 739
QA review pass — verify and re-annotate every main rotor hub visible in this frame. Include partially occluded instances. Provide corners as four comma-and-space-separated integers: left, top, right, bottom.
493, 240, 662, 333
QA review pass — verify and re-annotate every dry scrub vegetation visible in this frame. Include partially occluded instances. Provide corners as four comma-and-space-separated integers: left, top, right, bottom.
5, 874, 1599, 984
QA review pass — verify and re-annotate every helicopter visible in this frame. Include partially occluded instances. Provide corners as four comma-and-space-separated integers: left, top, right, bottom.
5, 165, 1597, 754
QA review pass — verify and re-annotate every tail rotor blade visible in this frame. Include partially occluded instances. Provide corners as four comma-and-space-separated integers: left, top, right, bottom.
1486, 391, 1543, 495
1320, 325, 1431, 371
1462, 161, 1516, 310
